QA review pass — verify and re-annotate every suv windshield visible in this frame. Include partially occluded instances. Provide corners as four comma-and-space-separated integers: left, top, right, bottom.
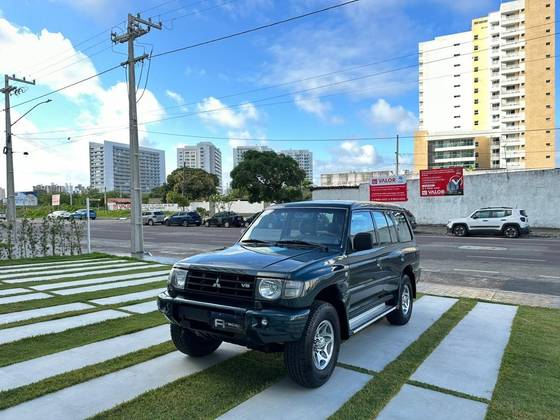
241, 207, 347, 247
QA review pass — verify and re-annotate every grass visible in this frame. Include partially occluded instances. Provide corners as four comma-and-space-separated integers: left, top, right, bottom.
94, 351, 287, 419
330, 299, 476, 419
0, 311, 166, 367
0, 341, 176, 410
0, 252, 111, 267
486, 305, 560, 419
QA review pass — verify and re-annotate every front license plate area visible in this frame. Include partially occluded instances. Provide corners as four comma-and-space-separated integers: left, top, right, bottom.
210, 312, 244, 333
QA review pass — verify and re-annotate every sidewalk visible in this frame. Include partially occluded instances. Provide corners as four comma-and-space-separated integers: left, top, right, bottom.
415, 224, 560, 238
419, 281, 560, 309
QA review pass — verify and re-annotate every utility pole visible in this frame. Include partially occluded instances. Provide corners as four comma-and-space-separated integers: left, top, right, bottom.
112, 14, 161, 258
395, 134, 400, 176
2, 74, 36, 229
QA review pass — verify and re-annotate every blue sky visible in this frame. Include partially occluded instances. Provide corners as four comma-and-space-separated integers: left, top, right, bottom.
0, 0, 557, 190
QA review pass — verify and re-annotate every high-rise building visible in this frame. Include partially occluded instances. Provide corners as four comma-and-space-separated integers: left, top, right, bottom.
320, 170, 400, 187
280, 149, 314, 183
232, 145, 272, 167
89, 141, 166, 194
177, 142, 223, 191
414, 0, 555, 172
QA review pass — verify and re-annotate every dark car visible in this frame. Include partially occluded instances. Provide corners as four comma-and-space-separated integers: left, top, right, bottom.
404, 209, 417, 231
204, 211, 244, 228
158, 201, 420, 388
243, 211, 262, 227
70, 209, 96, 220
164, 211, 202, 227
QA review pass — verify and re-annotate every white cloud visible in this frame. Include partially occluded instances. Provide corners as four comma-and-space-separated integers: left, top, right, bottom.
165, 90, 184, 105
370, 99, 417, 134
197, 97, 258, 130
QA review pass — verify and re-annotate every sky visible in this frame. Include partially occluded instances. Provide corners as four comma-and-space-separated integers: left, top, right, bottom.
0, 0, 558, 191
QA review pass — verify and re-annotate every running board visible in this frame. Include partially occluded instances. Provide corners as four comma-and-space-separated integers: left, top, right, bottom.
349, 304, 397, 334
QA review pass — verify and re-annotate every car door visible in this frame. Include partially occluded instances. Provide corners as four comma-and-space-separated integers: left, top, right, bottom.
346, 210, 386, 319
371, 211, 403, 298
490, 209, 509, 232
469, 210, 493, 232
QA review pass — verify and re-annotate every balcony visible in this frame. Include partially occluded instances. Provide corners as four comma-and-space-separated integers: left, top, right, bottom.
501, 89, 523, 98
501, 113, 524, 122
502, 101, 524, 110
502, 37, 525, 48
501, 63, 525, 74
501, 53, 522, 63
501, 14, 523, 25
501, 26, 525, 37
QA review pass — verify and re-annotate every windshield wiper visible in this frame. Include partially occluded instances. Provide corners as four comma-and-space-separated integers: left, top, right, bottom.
274, 240, 328, 251
240, 239, 275, 246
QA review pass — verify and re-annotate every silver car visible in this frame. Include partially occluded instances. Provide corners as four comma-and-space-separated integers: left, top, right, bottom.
142, 211, 165, 225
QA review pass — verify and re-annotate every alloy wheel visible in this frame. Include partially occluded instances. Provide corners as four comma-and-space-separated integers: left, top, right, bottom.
312, 320, 334, 370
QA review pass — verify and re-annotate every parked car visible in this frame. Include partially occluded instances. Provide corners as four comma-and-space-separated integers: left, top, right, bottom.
158, 200, 420, 388
0, 213, 6, 220
446, 207, 529, 238
47, 210, 72, 220
70, 209, 96, 220
204, 211, 244, 228
142, 211, 165, 225
243, 211, 262, 227
164, 211, 202, 227
403, 209, 417, 231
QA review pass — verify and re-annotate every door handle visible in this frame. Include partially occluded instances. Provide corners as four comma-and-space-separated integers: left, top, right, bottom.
482, 219, 488, 222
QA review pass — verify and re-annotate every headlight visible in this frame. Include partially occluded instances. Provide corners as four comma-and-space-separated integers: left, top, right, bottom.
257, 278, 282, 300
168, 268, 188, 289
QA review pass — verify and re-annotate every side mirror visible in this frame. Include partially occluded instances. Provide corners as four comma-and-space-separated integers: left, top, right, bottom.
353, 232, 373, 252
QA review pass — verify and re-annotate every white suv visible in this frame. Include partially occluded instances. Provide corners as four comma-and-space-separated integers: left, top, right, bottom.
447, 207, 530, 238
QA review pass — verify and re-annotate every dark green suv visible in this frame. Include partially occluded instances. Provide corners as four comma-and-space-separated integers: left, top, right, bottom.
158, 201, 420, 388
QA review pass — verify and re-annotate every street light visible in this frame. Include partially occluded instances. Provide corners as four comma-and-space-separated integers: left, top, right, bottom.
11, 99, 52, 127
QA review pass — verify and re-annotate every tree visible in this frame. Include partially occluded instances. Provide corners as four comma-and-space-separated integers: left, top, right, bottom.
230, 150, 307, 203
166, 168, 218, 201
166, 191, 190, 209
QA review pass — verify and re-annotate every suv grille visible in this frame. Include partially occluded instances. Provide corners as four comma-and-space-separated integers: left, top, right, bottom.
185, 269, 255, 300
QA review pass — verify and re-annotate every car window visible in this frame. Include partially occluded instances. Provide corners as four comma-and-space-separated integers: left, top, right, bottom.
473, 210, 492, 219
154, 211, 163, 216
393, 212, 413, 242
188, 212, 198, 217
350, 211, 374, 235
372, 211, 392, 244
520, 210, 527, 217
385, 213, 398, 243
491, 210, 509, 218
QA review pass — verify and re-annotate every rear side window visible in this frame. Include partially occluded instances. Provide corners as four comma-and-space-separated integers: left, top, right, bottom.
154, 211, 164, 216
372, 211, 392, 244
393, 212, 413, 242
520, 210, 527, 217
350, 211, 375, 250
491, 210, 511, 218
385, 213, 398, 243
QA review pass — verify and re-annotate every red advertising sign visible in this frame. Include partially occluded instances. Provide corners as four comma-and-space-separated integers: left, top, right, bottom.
420, 167, 464, 197
369, 175, 408, 202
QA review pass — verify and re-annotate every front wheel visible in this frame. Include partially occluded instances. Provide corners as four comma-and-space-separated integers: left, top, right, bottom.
148, 219, 154, 226
503, 225, 519, 239
182, 220, 189, 227
204, 221, 210, 227
170, 324, 222, 357
284, 301, 340, 388
387, 275, 413, 325
453, 224, 467, 237
224, 221, 231, 228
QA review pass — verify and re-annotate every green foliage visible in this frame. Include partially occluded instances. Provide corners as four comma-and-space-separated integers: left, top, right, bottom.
196, 207, 209, 218
166, 167, 218, 201
230, 150, 307, 203
165, 191, 190, 209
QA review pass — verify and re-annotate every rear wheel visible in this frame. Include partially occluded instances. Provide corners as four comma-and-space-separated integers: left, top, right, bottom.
284, 301, 340, 388
148, 219, 154, 226
224, 221, 231, 228
387, 275, 413, 325
453, 224, 467, 237
204, 221, 210, 227
503, 225, 519, 238
182, 220, 189, 227
170, 324, 222, 357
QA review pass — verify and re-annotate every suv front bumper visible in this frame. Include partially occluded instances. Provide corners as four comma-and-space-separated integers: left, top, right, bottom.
157, 291, 310, 347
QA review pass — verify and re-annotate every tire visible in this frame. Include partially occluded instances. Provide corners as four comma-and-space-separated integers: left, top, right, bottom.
204, 221, 210, 227
387, 275, 413, 326
170, 324, 222, 357
224, 221, 231, 228
148, 219, 154, 226
503, 225, 520, 239
182, 220, 189, 227
453, 224, 468, 237
284, 301, 340, 388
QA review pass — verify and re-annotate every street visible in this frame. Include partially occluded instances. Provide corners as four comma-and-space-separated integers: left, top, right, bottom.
90, 220, 560, 297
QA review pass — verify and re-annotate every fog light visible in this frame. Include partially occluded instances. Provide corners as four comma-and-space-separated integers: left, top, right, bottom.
261, 318, 268, 327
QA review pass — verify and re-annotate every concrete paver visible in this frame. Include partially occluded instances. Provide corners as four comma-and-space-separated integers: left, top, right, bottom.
377, 384, 487, 420
411, 302, 517, 399
0, 292, 52, 306
5, 263, 164, 284
0, 288, 30, 297
0, 325, 169, 391
0, 258, 113, 271
120, 301, 158, 314
31, 270, 169, 291
339, 296, 457, 372
0, 259, 123, 275
0, 345, 245, 420
89, 289, 163, 305
0, 303, 94, 325
52, 276, 167, 296
219, 367, 372, 420
0, 310, 129, 345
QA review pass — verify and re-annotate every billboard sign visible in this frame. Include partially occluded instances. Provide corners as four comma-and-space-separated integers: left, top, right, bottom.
15, 192, 38, 207
420, 167, 464, 197
52, 194, 60, 206
369, 175, 408, 202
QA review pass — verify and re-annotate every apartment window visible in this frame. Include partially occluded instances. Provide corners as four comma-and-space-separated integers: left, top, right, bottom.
474, 78, 479, 83
546, 29, 551, 33
474, 56, 479, 62
546, 143, 551, 146
546, 67, 551, 71
546, 92, 551, 96
474, 88, 479, 93
546, 155, 551, 159
454, 74, 460, 77
454, 116, 460, 119
474, 99, 479, 104
546, 16, 551, 20
474, 121, 479, 126
474, 67, 479, 72
454, 95, 461, 98
546, 3, 550, 7
454, 126, 461, 129
474, 110, 479, 115
454, 53, 460, 57
474, 46, 479, 51
546, 80, 551, 83
546, 42, 551, 46
454, 105, 460, 108
453, 43, 460, 46
454, 64, 460, 67
454, 84, 461, 88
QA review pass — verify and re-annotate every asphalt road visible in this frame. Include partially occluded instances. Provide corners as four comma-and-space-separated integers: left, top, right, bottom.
90, 220, 560, 297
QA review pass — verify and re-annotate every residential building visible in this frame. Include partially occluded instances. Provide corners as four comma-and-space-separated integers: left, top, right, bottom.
232, 145, 272, 167
0, 187, 5, 201
415, 0, 555, 172
33, 183, 70, 194
321, 170, 406, 187
177, 142, 223, 191
89, 141, 166, 194
280, 149, 314, 183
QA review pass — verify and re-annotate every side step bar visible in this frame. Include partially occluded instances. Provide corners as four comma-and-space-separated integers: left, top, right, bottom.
349, 303, 397, 334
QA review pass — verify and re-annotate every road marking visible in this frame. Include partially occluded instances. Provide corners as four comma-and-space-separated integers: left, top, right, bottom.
453, 269, 500, 274
459, 245, 507, 251
466, 255, 546, 262
539, 275, 560, 279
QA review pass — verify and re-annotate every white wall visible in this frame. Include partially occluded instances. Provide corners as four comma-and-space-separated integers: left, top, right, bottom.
312, 169, 560, 228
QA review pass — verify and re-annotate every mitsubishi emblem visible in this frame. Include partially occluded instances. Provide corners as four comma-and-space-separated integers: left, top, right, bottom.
212, 275, 221, 288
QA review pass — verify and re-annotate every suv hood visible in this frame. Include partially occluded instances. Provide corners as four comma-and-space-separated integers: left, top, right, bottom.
177, 244, 339, 275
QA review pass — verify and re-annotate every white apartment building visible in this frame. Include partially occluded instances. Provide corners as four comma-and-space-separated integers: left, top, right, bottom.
280, 149, 314, 182
320, 171, 396, 187
232, 145, 272, 167
89, 141, 166, 194
415, 0, 555, 172
177, 142, 223, 191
